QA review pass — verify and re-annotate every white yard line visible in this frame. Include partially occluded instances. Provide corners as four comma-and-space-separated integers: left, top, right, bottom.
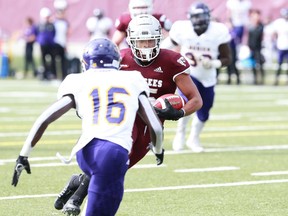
175, 166, 240, 173
251, 171, 288, 176
1, 145, 288, 165
2, 178, 288, 200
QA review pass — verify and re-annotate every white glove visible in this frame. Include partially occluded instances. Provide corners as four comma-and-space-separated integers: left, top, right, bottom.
200, 57, 222, 69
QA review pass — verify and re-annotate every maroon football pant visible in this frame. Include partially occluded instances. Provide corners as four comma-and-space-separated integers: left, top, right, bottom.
128, 116, 151, 168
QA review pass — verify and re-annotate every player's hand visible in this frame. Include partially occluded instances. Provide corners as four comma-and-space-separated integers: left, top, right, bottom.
154, 99, 184, 121
200, 57, 222, 69
200, 57, 212, 69
148, 143, 165, 165
155, 149, 165, 165
12, 156, 31, 187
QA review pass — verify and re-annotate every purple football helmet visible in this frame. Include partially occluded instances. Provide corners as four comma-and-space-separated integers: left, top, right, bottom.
82, 38, 120, 71
187, 2, 211, 35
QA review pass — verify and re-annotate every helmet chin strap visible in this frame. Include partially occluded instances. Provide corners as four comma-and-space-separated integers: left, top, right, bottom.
139, 48, 152, 61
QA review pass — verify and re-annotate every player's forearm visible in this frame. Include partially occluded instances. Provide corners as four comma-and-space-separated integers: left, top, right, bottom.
138, 94, 163, 154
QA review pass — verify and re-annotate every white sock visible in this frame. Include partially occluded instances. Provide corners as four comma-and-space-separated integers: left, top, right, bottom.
172, 115, 191, 150
187, 115, 205, 147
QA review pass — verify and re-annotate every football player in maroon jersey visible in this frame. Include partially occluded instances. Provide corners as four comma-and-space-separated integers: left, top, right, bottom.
53, 14, 202, 215
112, 0, 172, 47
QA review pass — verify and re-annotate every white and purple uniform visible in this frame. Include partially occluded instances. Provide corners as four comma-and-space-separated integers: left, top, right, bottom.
165, 20, 230, 121
58, 68, 149, 216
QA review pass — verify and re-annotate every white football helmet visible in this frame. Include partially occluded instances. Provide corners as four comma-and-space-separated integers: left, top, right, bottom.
127, 14, 162, 62
129, 0, 153, 18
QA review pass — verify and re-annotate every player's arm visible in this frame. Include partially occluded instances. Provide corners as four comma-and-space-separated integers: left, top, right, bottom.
11, 95, 75, 187
175, 73, 203, 116
218, 43, 232, 67
161, 36, 180, 52
137, 93, 164, 165
112, 30, 126, 47
200, 43, 232, 69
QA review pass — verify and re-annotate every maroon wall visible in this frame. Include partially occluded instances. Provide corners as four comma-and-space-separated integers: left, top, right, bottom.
0, 0, 287, 42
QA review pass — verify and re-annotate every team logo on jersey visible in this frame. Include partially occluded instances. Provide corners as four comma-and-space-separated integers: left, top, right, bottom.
154, 67, 163, 73
120, 64, 129, 69
177, 57, 187, 67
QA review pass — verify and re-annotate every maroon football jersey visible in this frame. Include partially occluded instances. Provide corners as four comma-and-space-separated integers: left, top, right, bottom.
115, 13, 169, 37
120, 48, 190, 101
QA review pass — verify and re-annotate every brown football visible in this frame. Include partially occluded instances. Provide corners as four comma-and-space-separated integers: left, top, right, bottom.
153, 94, 186, 110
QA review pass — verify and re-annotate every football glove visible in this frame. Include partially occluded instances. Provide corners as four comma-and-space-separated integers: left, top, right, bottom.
200, 57, 222, 69
155, 149, 165, 166
11, 156, 31, 187
148, 143, 165, 165
154, 99, 184, 121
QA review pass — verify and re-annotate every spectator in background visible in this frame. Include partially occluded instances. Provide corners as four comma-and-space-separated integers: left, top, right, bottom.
36, 7, 56, 80
86, 8, 113, 40
226, 19, 241, 85
248, 9, 265, 85
272, 8, 288, 85
226, 0, 252, 47
23, 17, 37, 78
112, 0, 172, 48
53, 0, 70, 80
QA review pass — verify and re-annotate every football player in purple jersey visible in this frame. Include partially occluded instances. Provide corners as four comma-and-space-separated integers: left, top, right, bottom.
52, 14, 203, 215
112, 0, 172, 47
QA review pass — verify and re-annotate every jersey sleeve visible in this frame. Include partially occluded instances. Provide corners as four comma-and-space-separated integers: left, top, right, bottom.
115, 13, 130, 32
133, 71, 150, 97
57, 74, 81, 100
216, 23, 232, 44
168, 21, 184, 45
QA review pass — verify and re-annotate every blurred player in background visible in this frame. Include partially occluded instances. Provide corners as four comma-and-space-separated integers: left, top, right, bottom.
36, 7, 56, 80
86, 8, 113, 40
23, 17, 37, 78
112, 0, 172, 48
53, 14, 202, 215
161, 2, 231, 152
53, 0, 70, 80
247, 9, 265, 85
11, 38, 164, 216
226, 0, 251, 47
272, 8, 288, 85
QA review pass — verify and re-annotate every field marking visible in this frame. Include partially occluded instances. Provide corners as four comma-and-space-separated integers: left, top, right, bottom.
175, 166, 240, 173
1, 145, 288, 165
1, 178, 288, 200
251, 171, 288, 176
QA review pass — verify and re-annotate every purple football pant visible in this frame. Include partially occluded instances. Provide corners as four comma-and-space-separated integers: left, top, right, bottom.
178, 76, 215, 122
76, 138, 129, 216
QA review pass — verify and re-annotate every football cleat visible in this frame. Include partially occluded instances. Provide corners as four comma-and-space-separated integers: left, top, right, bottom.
186, 136, 204, 153
54, 174, 82, 210
62, 198, 81, 216
172, 133, 185, 151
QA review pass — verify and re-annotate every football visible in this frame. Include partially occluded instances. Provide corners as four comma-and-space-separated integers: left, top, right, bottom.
153, 94, 186, 110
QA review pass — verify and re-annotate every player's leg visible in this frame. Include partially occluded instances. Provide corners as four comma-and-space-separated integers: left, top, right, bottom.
54, 173, 84, 210
62, 174, 90, 215
186, 81, 215, 152
186, 114, 205, 152
74, 138, 129, 216
172, 115, 190, 151
172, 87, 190, 151
275, 50, 284, 85
57, 119, 151, 212
128, 117, 151, 168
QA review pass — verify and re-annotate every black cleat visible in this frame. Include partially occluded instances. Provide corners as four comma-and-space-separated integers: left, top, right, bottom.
62, 198, 81, 216
54, 174, 82, 210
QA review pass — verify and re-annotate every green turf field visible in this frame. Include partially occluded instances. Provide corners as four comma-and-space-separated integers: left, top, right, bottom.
1, 79, 288, 216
